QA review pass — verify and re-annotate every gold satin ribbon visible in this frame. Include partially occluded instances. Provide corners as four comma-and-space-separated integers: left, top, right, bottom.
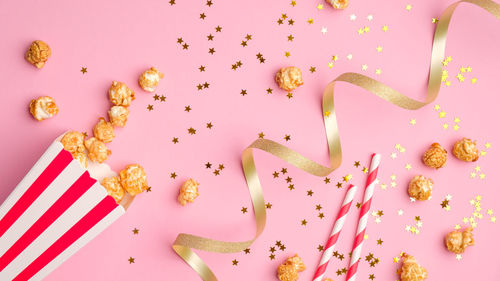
172, 1, 500, 280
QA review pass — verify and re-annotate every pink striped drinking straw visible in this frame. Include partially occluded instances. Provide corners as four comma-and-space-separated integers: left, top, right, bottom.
312, 184, 358, 281
345, 153, 381, 281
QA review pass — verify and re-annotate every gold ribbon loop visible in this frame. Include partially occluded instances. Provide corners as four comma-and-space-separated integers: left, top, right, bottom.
173, 1, 500, 280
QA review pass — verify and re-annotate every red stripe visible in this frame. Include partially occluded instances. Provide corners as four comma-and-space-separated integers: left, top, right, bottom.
0, 149, 73, 236
13, 196, 117, 281
352, 229, 365, 250
335, 201, 352, 221
346, 258, 360, 280
313, 262, 328, 278
324, 232, 340, 249
0, 172, 95, 271
366, 167, 378, 187
359, 198, 372, 218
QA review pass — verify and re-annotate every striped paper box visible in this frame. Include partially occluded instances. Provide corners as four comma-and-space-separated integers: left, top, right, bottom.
0, 139, 128, 281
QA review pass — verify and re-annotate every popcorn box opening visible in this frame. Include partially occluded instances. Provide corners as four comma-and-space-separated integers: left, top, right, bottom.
0, 138, 132, 281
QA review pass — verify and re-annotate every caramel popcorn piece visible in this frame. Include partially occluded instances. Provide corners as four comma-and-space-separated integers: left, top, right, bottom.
73, 152, 88, 168
277, 254, 306, 281
101, 176, 125, 203
453, 138, 479, 162
328, 0, 349, 9
29, 96, 59, 121
408, 175, 433, 201
84, 137, 111, 163
277, 264, 299, 281
422, 143, 447, 169
445, 227, 474, 254
139, 67, 164, 92
108, 106, 130, 127
93, 117, 115, 143
275, 66, 303, 91
25, 40, 51, 68
60, 131, 86, 154
399, 254, 428, 281
177, 178, 199, 206
119, 164, 148, 196
108, 81, 135, 107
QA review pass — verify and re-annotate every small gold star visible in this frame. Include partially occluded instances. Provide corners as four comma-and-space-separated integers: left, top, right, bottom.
307, 190, 313, 196
307, 18, 314, 24
169, 0, 175, 5
80, 67, 87, 74
147, 104, 154, 111
318, 212, 325, 219
354, 161, 361, 167
284, 134, 291, 141
288, 19, 294, 25
241, 40, 248, 47
232, 259, 238, 266
281, 168, 287, 174
160, 95, 166, 102
288, 184, 295, 190
128, 257, 135, 264
172, 137, 179, 144
205, 162, 212, 169
405, 4, 412, 11
206, 0, 213, 6
244, 248, 250, 254
285, 176, 292, 183
266, 88, 273, 94
272, 171, 279, 178
177, 38, 183, 44
290, 0, 296, 6
208, 48, 215, 54
182, 43, 189, 50
218, 164, 224, 170
199, 65, 206, 71
287, 34, 294, 41
245, 34, 252, 40
317, 4, 324, 10
277, 18, 284, 25
324, 177, 330, 184
184, 105, 192, 112
317, 245, 324, 251
203, 82, 210, 88
132, 228, 139, 234
382, 25, 389, 32
258, 132, 265, 138
213, 169, 220, 176
240, 89, 248, 96
241, 207, 248, 213
200, 13, 206, 20
146, 186, 152, 192
336, 182, 342, 188
310, 66, 316, 73
265, 202, 272, 209
170, 172, 177, 179
153, 94, 159, 101
82, 132, 88, 138
301, 219, 307, 226
376, 238, 383, 245
269, 254, 275, 260
285, 51, 291, 57
286, 93, 293, 99
188, 127, 196, 135
316, 204, 322, 211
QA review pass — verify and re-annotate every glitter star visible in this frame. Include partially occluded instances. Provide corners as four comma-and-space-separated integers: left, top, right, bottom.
147, 104, 154, 111
160, 95, 166, 102
128, 257, 135, 264
240, 89, 247, 96
241, 207, 248, 213
410, 119, 417, 125
200, 13, 206, 19
405, 164, 412, 170
317, 4, 324, 10
307, 18, 314, 24
321, 27, 328, 34
307, 190, 314, 196
206, 122, 213, 129
232, 259, 238, 266
310, 66, 316, 73
132, 228, 139, 234
287, 34, 294, 41
199, 65, 206, 72
318, 213, 325, 219
317, 245, 324, 251
324, 177, 331, 184
376, 46, 383, 52
265, 202, 272, 209
208, 48, 215, 54
376, 239, 383, 245
215, 25, 222, 32
153, 94, 159, 101
172, 137, 179, 144
80, 67, 87, 74
170, 172, 177, 179
188, 127, 196, 135
301, 219, 307, 226
284, 135, 291, 141
184, 105, 191, 112
266, 88, 273, 94
382, 25, 389, 32
405, 4, 412, 11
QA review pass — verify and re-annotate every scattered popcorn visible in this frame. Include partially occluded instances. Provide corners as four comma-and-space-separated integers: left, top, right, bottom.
60, 131, 86, 154
29, 96, 59, 121
101, 176, 125, 203
399, 254, 428, 281
84, 137, 111, 163
108, 105, 129, 127
408, 175, 433, 201
277, 254, 306, 281
93, 117, 115, 143
422, 143, 447, 169
328, 0, 349, 9
119, 164, 148, 196
108, 81, 135, 107
275, 66, 304, 91
445, 227, 474, 254
177, 178, 200, 206
453, 138, 479, 162
139, 67, 164, 92
25, 40, 51, 68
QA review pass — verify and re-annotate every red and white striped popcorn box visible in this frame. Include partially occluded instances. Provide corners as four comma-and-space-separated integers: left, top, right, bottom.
0, 138, 134, 281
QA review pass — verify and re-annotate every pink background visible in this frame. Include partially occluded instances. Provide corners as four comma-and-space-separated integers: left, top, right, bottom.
1, 0, 499, 280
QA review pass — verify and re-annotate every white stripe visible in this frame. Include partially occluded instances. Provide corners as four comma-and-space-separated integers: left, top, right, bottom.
0, 182, 106, 280
0, 142, 63, 220
0, 160, 84, 256
31, 205, 124, 281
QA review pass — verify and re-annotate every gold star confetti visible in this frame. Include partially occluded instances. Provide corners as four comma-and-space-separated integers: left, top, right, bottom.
376, 239, 383, 245
317, 245, 324, 251
324, 177, 330, 184
376, 46, 383, 52
80, 67, 87, 74
169, 0, 175, 5
205, 162, 212, 169
215, 25, 222, 32
410, 119, 416, 125
354, 161, 361, 167
206, 0, 213, 6
307, 190, 314, 196
153, 94, 159, 101
287, 34, 294, 41
128, 257, 135, 264
290, 0, 296, 6
336, 182, 342, 188
284, 134, 291, 141
301, 219, 307, 226
188, 127, 196, 135
375, 68, 382, 75
266, 88, 273, 94
213, 169, 220, 176
184, 105, 191, 112
208, 48, 215, 54
405, 4, 412, 11
318, 213, 325, 219
244, 248, 250, 254
240, 89, 247, 96
432, 17, 439, 23
317, 4, 324, 10
284, 51, 291, 57
147, 104, 153, 111
265, 202, 272, 209
170, 172, 177, 179
172, 137, 179, 144
132, 228, 139, 234
200, 13, 206, 20
362, 64, 368, 71
307, 18, 314, 24
206, 122, 213, 129
241, 207, 248, 213
232, 259, 238, 266
405, 164, 412, 170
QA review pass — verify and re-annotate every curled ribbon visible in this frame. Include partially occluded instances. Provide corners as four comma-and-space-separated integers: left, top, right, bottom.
172, 1, 500, 280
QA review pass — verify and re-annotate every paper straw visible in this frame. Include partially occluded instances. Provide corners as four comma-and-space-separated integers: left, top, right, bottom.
312, 184, 358, 281
345, 153, 381, 281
